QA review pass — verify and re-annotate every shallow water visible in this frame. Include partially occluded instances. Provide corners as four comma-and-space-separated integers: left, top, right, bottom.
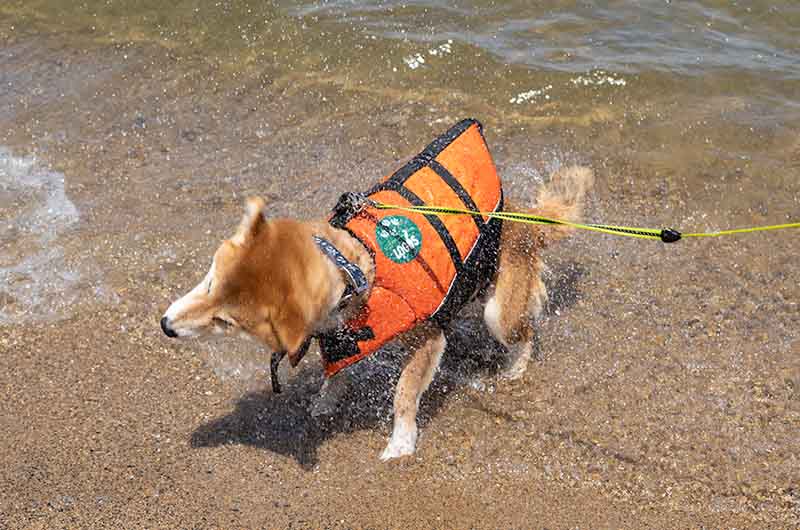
1, 1, 799, 528
0, 146, 120, 324
2, 0, 798, 321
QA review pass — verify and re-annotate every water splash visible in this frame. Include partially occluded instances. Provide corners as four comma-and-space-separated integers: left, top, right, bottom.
0, 147, 111, 324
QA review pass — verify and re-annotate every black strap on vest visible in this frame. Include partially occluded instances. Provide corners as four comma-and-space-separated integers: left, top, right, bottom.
364, 118, 493, 278
428, 159, 486, 233
318, 326, 375, 365
316, 118, 502, 373
378, 179, 464, 274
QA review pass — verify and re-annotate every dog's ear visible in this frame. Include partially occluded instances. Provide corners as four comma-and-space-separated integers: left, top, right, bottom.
232, 196, 266, 245
273, 303, 308, 362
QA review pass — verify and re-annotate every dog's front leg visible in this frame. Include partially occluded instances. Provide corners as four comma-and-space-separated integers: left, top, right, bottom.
380, 326, 445, 461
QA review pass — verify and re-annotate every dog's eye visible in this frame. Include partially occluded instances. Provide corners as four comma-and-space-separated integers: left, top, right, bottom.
212, 316, 234, 329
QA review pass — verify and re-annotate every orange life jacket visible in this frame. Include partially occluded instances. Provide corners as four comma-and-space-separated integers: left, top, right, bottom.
320, 119, 504, 377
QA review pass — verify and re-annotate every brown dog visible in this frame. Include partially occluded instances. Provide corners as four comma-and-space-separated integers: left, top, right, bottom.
161, 135, 592, 460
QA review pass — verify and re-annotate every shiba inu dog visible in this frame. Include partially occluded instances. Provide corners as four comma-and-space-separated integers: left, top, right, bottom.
161, 120, 592, 460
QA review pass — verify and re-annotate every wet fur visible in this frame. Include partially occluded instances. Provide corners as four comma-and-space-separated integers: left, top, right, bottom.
162, 166, 593, 460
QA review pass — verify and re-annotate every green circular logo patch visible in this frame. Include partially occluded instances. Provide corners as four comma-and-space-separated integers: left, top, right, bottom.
375, 215, 422, 264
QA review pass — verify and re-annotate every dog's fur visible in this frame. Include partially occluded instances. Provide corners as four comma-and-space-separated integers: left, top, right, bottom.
162, 165, 593, 460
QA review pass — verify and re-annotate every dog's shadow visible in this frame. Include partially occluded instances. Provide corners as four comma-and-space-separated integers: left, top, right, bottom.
190, 262, 585, 468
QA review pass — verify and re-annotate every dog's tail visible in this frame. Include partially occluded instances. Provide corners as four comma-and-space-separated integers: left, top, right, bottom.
518, 165, 594, 247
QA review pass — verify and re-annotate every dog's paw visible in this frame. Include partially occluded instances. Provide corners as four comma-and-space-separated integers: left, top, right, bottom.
499, 361, 528, 381
380, 427, 417, 461
500, 342, 532, 381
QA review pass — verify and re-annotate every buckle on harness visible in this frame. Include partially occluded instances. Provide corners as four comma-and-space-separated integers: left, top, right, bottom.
329, 192, 373, 229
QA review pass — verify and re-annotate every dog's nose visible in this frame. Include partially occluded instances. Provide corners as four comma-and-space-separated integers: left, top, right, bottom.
161, 316, 178, 338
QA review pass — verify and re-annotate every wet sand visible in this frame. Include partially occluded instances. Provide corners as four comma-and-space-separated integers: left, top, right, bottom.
2, 9, 800, 528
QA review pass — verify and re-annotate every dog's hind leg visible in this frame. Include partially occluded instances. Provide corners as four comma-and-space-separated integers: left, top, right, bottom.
380, 325, 445, 461
483, 221, 548, 380
482, 166, 591, 378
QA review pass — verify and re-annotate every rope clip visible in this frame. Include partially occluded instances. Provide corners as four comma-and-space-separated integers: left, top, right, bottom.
659, 228, 682, 243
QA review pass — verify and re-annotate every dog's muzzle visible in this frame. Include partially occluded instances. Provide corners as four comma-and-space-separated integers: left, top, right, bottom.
160, 316, 178, 338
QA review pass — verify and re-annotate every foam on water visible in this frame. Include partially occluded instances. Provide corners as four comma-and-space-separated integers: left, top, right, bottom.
399, 39, 454, 70
0, 147, 112, 324
569, 70, 627, 87
510, 85, 553, 105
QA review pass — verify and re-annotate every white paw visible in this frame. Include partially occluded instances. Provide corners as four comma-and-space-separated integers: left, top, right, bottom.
379, 426, 417, 461
501, 343, 532, 381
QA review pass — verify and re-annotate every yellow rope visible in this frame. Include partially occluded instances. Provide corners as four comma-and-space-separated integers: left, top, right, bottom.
372, 202, 800, 243
683, 223, 800, 238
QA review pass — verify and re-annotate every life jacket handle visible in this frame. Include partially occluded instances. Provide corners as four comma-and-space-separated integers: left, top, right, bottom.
329, 192, 375, 229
